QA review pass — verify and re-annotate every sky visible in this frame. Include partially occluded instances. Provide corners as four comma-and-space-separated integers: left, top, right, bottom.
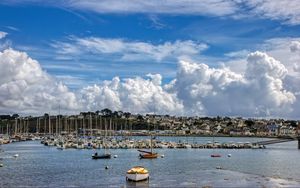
1, 0, 300, 118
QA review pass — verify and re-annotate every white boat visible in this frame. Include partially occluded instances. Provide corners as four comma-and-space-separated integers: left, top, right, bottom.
57, 145, 65, 150
126, 166, 149, 182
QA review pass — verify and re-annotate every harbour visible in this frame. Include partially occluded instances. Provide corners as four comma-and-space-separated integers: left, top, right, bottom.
0, 139, 300, 187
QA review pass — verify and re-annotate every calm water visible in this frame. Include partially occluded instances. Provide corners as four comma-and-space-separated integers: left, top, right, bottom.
1, 137, 300, 187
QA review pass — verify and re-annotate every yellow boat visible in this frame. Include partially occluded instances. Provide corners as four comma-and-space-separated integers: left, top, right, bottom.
126, 166, 149, 181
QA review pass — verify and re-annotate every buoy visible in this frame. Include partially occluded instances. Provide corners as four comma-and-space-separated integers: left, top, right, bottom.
105, 166, 109, 169
227, 154, 232, 157
13, 154, 19, 158
0, 163, 3, 167
113, 155, 118, 158
161, 154, 165, 158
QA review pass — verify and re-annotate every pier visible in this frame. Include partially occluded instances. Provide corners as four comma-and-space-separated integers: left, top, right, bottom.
252, 136, 300, 149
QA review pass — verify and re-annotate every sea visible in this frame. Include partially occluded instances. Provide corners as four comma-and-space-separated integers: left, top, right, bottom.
0, 137, 300, 187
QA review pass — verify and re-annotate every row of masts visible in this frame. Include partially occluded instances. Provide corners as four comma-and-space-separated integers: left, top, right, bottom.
0, 115, 133, 136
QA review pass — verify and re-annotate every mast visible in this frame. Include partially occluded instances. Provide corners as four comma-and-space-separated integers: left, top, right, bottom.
150, 133, 153, 154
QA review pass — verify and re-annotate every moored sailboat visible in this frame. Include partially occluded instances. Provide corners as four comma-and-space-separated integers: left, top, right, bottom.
138, 134, 158, 159
92, 119, 111, 159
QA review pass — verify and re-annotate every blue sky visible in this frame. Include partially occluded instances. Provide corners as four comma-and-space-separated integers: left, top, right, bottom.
1, 1, 300, 89
1, 1, 300, 117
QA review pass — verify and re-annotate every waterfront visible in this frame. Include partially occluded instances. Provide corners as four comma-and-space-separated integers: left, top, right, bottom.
1, 137, 300, 187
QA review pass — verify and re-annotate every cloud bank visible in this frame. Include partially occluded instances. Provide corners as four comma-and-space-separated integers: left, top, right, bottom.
1, 45, 300, 118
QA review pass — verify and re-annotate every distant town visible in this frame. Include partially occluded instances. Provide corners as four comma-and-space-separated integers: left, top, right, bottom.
0, 108, 299, 137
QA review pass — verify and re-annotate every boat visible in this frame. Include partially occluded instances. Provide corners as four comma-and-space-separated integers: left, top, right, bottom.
138, 134, 158, 159
92, 120, 111, 159
138, 150, 158, 159
92, 152, 111, 159
126, 166, 149, 182
57, 145, 65, 150
211, 154, 221, 157
210, 136, 221, 158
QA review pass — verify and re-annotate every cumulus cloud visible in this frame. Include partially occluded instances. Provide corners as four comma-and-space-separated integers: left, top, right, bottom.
290, 41, 300, 53
0, 48, 79, 114
52, 37, 208, 62
1, 47, 300, 118
79, 75, 184, 115
172, 52, 295, 117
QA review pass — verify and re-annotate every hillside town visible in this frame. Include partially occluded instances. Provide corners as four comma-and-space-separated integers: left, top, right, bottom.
0, 109, 299, 138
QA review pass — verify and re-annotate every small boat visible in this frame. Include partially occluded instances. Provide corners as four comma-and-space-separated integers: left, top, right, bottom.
92, 153, 111, 159
13, 154, 19, 158
126, 166, 149, 182
138, 134, 158, 159
57, 145, 65, 150
138, 150, 158, 159
211, 154, 221, 158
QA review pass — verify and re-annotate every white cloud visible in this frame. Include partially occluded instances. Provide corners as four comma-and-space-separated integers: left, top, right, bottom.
0, 48, 79, 114
290, 41, 300, 53
242, 0, 300, 25
79, 75, 184, 115
4, 0, 300, 25
61, 0, 300, 25
0, 31, 7, 40
1, 47, 300, 118
172, 52, 296, 117
64, 0, 237, 16
52, 37, 208, 62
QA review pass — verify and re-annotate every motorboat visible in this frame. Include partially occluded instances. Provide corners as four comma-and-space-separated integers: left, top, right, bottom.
92, 152, 111, 159
126, 166, 149, 182
211, 154, 221, 157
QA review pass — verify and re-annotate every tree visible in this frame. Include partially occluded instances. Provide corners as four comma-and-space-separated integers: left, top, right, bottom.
101, 108, 112, 116
12, 114, 19, 119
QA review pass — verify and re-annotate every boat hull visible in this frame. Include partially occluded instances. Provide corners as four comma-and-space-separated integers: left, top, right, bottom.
211, 154, 221, 158
92, 154, 111, 159
126, 173, 149, 182
139, 153, 158, 159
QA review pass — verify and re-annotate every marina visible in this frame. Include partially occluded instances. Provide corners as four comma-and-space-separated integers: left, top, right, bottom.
1, 134, 269, 150
0, 139, 300, 187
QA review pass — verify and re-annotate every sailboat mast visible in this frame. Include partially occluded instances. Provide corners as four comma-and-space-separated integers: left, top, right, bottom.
150, 134, 153, 153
